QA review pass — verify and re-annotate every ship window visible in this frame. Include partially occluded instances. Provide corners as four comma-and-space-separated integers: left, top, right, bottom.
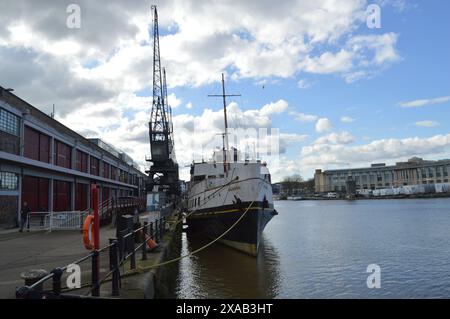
198, 197, 200, 206
208, 175, 216, 179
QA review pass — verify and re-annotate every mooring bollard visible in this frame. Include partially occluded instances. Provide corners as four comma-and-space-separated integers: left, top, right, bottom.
20, 269, 49, 293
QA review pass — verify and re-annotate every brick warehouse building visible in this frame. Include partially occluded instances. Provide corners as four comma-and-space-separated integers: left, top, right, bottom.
0, 86, 147, 229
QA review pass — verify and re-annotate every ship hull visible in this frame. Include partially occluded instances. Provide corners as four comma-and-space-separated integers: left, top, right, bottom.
186, 201, 275, 256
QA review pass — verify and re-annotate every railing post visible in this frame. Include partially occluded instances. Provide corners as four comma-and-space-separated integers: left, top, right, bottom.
155, 219, 159, 243
117, 232, 124, 262
130, 232, 136, 270
160, 217, 164, 239
142, 222, 148, 261
149, 221, 154, 241
91, 250, 100, 297
109, 239, 120, 297
51, 267, 63, 297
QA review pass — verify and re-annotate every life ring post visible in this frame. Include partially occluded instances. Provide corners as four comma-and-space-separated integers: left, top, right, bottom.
91, 184, 100, 250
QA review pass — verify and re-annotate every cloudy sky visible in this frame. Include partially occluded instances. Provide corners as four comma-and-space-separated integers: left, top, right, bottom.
1, 0, 449, 182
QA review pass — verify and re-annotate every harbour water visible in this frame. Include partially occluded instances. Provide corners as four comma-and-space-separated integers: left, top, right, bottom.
175, 199, 450, 298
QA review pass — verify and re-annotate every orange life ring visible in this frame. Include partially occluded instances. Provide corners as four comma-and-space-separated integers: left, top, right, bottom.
82, 215, 95, 250
138, 229, 158, 250
146, 237, 158, 250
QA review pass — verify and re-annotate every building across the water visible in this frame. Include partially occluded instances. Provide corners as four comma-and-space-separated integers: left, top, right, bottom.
314, 157, 450, 193
0, 86, 147, 228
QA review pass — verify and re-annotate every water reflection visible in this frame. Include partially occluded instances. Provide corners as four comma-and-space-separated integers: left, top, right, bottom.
176, 199, 450, 298
176, 231, 281, 299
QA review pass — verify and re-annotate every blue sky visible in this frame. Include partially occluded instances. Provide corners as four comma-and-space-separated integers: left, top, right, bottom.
1, 0, 449, 182
162, 1, 450, 180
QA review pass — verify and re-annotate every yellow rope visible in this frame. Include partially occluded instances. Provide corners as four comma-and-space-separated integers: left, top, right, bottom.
135, 199, 255, 272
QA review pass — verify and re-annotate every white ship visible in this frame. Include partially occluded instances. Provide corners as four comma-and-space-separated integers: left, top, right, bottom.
186, 74, 277, 256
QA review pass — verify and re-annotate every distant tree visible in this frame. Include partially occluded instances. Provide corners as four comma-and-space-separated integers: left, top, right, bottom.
281, 174, 304, 195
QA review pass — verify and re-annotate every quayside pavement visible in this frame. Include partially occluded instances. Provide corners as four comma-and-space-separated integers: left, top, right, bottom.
0, 225, 118, 298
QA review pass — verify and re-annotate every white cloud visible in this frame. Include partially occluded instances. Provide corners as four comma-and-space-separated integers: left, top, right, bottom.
398, 96, 450, 108
415, 121, 439, 128
280, 133, 309, 144
260, 100, 288, 116
300, 134, 450, 176
315, 118, 333, 133
186, 102, 193, 109
347, 33, 400, 66
300, 49, 354, 74
314, 132, 355, 145
171, 100, 290, 179
290, 111, 318, 123
168, 93, 181, 108
341, 116, 356, 123
0, 0, 406, 180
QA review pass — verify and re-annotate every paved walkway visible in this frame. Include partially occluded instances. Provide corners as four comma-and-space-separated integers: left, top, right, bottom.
0, 213, 154, 299
0, 226, 119, 298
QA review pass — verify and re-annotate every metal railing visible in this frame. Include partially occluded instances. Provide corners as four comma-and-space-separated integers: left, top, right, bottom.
16, 216, 168, 299
27, 211, 87, 231
49, 211, 87, 231
28, 213, 51, 230
26, 196, 145, 232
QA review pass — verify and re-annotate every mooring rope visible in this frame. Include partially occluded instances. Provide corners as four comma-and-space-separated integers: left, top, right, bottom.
85, 177, 261, 295
135, 197, 256, 272
133, 179, 264, 271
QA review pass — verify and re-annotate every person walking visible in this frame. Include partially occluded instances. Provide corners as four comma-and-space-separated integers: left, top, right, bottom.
19, 201, 31, 232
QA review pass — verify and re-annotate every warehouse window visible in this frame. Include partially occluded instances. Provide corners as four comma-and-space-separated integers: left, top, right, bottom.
75, 150, 88, 173
24, 126, 51, 163
54, 140, 72, 169
0, 108, 20, 136
90, 157, 100, 176
0, 172, 18, 190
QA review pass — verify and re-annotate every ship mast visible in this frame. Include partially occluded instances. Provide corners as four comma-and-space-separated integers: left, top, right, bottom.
208, 73, 240, 173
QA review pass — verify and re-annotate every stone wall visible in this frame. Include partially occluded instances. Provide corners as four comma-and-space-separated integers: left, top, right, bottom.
0, 196, 18, 229
154, 222, 182, 298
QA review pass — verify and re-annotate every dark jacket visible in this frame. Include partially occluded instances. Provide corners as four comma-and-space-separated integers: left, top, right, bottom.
21, 205, 31, 218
